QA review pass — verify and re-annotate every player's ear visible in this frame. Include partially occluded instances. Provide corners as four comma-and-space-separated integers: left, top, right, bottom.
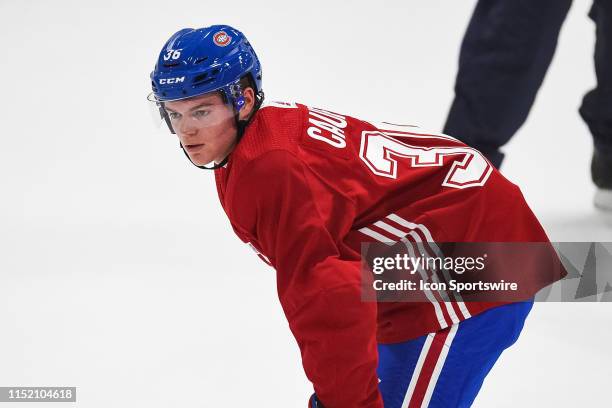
239, 87, 256, 121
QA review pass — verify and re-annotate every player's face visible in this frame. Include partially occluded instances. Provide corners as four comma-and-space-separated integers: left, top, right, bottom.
164, 92, 237, 166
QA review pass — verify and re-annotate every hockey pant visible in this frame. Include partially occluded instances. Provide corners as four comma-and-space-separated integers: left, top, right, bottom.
310, 299, 534, 407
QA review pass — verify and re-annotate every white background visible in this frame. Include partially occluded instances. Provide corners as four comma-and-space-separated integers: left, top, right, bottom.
1, 0, 611, 406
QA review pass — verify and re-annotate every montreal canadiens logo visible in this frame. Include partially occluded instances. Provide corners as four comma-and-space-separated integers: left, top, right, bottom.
213, 31, 232, 47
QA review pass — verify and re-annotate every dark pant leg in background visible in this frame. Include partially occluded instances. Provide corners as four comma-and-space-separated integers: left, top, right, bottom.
580, 0, 612, 189
444, 0, 573, 168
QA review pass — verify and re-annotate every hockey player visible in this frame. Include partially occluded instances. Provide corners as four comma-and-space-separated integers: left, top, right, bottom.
148, 25, 565, 408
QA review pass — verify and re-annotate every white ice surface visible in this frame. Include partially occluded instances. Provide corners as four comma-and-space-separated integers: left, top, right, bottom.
0, 1, 610, 407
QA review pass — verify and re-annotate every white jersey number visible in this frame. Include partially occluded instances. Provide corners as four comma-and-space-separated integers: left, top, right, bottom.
359, 126, 492, 189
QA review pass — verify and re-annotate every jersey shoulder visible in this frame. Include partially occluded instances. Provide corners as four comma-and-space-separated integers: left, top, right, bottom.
226, 101, 307, 186
235, 100, 305, 160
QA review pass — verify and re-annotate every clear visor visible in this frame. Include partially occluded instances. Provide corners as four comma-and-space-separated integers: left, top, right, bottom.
147, 92, 235, 133
147, 94, 169, 130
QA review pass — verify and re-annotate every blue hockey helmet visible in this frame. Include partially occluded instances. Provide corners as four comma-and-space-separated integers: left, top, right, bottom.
149, 25, 263, 110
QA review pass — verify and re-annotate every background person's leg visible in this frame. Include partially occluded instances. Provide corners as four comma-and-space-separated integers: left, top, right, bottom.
444, 0, 572, 168
579, 0, 612, 209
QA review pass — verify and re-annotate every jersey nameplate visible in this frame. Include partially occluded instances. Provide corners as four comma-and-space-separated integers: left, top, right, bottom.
306, 107, 348, 149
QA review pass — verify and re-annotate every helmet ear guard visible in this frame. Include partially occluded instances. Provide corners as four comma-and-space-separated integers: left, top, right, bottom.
228, 81, 246, 111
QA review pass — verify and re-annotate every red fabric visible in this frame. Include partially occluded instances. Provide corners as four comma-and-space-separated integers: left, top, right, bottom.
408, 329, 451, 408
214, 102, 562, 407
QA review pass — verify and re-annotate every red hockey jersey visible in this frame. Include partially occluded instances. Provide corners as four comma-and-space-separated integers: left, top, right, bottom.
214, 101, 557, 408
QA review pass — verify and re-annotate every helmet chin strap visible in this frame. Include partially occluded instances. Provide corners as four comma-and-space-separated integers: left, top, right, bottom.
180, 92, 264, 171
